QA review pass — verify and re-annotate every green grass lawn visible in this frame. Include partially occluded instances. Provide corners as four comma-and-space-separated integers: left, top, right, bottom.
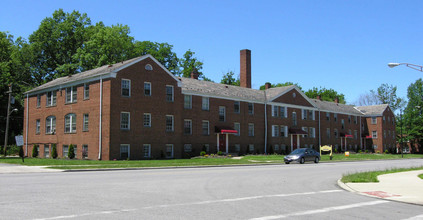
1, 153, 422, 170
341, 166, 423, 183
419, 174, 423, 180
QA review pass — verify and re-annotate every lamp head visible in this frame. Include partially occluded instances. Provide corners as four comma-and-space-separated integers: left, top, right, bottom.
388, 63, 400, 68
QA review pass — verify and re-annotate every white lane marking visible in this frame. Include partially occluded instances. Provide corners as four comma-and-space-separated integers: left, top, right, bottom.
403, 214, 423, 220
33, 190, 342, 220
250, 200, 390, 220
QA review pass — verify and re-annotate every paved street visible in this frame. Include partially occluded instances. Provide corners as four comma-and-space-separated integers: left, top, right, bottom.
1, 159, 423, 220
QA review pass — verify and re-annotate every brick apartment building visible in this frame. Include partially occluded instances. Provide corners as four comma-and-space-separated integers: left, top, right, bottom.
23, 50, 396, 160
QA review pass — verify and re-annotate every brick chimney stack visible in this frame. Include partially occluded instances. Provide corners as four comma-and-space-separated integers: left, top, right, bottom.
265, 82, 271, 90
316, 95, 321, 101
190, 69, 199, 80
240, 49, 251, 88
334, 97, 339, 103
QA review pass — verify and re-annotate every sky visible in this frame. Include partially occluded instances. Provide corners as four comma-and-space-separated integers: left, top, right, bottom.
1, 0, 423, 105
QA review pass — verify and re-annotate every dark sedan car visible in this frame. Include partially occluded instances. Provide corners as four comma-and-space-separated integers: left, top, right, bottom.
284, 148, 320, 164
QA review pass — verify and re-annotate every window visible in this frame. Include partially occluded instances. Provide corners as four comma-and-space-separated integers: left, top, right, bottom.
302, 127, 308, 138
121, 79, 131, 97
65, 113, 77, 133
145, 64, 153, 71
46, 91, 56, 106
326, 112, 330, 121
166, 85, 174, 102
204, 144, 210, 152
82, 145, 88, 159
371, 117, 377, 124
120, 144, 130, 160
280, 125, 288, 137
280, 106, 287, 118
388, 117, 390, 123
37, 95, 41, 107
184, 144, 192, 152
84, 83, 89, 99
219, 106, 226, 122
372, 131, 377, 138
184, 95, 192, 109
234, 101, 240, 113
274, 144, 279, 151
202, 97, 209, 110
65, 86, 77, 103
383, 116, 386, 124
166, 115, 174, 132
334, 129, 338, 138
144, 82, 151, 96
120, 112, 130, 130
184, 119, 192, 135
302, 109, 307, 120
73, 145, 77, 159
272, 105, 278, 117
248, 103, 254, 115
272, 125, 279, 137
348, 116, 351, 124
62, 145, 69, 158
36, 119, 40, 134
384, 130, 386, 138
326, 128, 330, 139
143, 144, 151, 158
165, 144, 174, 158
144, 113, 151, 127
249, 144, 254, 152
46, 116, 56, 134
234, 123, 240, 136
354, 116, 358, 124
202, 121, 209, 135
83, 114, 89, 131
393, 131, 395, 139
334, 113, 338, 122
292, 112, 297, 126
341, 119, 345, 129
306, 128, 314, 138
354, 130, 358, 139
44, 145, 49, 158
309, 110, 315, 120
235, 144, 240, 152
248, 123, 254, 137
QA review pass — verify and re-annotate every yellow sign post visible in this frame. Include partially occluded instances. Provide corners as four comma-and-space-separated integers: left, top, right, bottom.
320, 145, 333, 160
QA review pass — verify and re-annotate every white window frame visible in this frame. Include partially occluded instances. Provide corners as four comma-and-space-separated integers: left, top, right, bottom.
65, 86, 77, 103
84, 83, 89, 100
62, 145, 69, 158
44, 145, 50, 158
234, 122, 240, 136
144, 113, 151, 127
219, 106, 226, 122
37, 95, 41, 107
249, 144, 254, 152
326, 112, 330, 121
234, 101, 240, 113
202, 120, 209, 135
184, 95, 192, 109
121, 79, 131, 97
372, 130, 377, 138
166, 115, 174, 132
166, 85, 174, 102
120, 112, 130, 130
143, 144, 151, 158
83, 114, 89, 131
144, 82, 152, 96
371, 117, 377, 124
120, 144, 130, 160
65, 113, 77, 133
202, 97, 209, 110
272, 125, 279, 137
281, 125, 288, 137
46, 116, 56, 134
302, 109, 307, 120
248, 103, 254, 115
272, 105, 278, 117
248, 123, 254, 137
165, 144, 174, 158
302, 127, 308, 138
334, 113, 338, 122
184, 119, 192, 135
184, 144, 192, 152
46, 91, 56, 106
309, 127, 315, 138
36, 119, 40, 134
82, 145, 88, 159
292, 112, 297, 126
280, 106, 287, 118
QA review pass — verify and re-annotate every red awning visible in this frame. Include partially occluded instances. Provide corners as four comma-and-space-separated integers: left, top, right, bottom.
345, 135, 353, 138
366, 135, 372, 139
215, 126, 238, 134
288, 128, 308, 135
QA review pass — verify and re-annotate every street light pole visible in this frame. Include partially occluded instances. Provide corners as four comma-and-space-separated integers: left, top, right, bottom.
388, 63, 423, 72
3, 84, 12, 157
400, 108, 403, 158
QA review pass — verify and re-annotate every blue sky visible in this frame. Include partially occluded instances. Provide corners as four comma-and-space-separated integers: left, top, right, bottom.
1, 0, 422, 104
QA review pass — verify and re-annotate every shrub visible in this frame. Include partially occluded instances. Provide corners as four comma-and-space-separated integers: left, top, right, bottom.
376, 151, 380, 154
68, 144, 75, 159
51, 144, 58, 159
358, 150, 362, 154
32, 144, 38, 158
217, 151, 223, 156
200, 151, 206, 156
365, 150, 369, 153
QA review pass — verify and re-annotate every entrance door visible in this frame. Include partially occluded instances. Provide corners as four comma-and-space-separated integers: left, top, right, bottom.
219, 134, 226, 152
292, 135, 298, 150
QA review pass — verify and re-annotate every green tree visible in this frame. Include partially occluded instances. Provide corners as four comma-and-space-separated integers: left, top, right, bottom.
179, 50, 204, 79
51, 144, 58, 159
259, 82, 302, 90
305, 87, 346, 104
220, 71, 240, 86
68, 144, 75, 159
374, 83, 405, 112
133, 41, 180, 75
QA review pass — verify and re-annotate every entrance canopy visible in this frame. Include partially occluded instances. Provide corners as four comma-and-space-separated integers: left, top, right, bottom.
215, 126, 238, 134
340, 133, 353, 138
288, 128, 308, 135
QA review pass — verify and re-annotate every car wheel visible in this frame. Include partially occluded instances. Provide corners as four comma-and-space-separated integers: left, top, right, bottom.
314, 157, 319, 163
300, 157, 305, 164
285, 162, 290, 164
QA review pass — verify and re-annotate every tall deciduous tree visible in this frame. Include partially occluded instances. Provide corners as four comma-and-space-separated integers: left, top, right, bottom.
305, 87, 346, 104
179, 50, 204, 79
259, 82, 302, 90
132, 41, 179, 75
374, 83, 405, 112
220, 71, 240, 86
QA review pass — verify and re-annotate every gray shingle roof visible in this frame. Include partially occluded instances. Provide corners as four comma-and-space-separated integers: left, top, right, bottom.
355, 104, 389, 116
26, 55, 147, 94
265, 85, 296, 101
312, 99, 363, 115
180, 77, 265, 102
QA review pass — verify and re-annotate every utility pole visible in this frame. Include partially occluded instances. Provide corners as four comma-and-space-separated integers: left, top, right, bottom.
400, 108, 403, 158
3, 84, 12, 157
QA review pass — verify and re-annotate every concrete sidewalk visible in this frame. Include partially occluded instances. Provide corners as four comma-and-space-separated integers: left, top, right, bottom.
339, 170, 423, 206
0, 163, 63, 174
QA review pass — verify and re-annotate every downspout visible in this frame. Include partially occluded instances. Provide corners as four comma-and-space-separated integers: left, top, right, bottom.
264, 90, 268, 154
359, 116, 362, 149
98, 77, 103, 160
25, 94, 29, 156
318, 110, 321, 148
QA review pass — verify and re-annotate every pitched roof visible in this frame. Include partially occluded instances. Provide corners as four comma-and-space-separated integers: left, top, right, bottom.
264, 85, 296, 101
355, 104, 389, 116
180, 77, 265, 102
312, 99, 363, 115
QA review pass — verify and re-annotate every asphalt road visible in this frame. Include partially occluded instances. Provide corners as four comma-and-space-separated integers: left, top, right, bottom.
1, 159, 423, 220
